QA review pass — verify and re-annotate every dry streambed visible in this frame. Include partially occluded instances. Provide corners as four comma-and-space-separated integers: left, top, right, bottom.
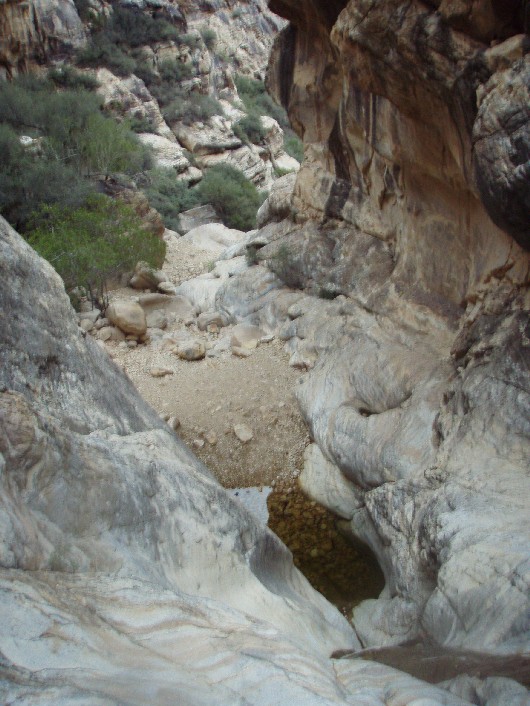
93, 228, 383, 614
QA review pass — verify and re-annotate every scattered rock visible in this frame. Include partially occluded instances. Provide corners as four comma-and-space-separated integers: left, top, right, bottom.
178, 204, 221, 234
79, 318, 95, 332
146, 310, 168, 330
107, 301, 147, 336
168, 416, 180, 430
129, 261, 165, 291
157, 281, 176, 295
150, 367, 173, 378
175, 340, 206, 361
233, 423, 253, 443
231, 324, 265, 350
197, 311, 227, 331
232, 346, 252, 358
205, 430, 218, 445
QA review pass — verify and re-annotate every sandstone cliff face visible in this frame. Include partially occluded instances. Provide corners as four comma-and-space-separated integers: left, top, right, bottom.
213, 0, 530, 660
0, 0, 86, 78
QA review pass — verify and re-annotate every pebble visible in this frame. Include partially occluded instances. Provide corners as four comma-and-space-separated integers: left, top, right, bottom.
150, 367, 174, 378
233, 424, 253, 443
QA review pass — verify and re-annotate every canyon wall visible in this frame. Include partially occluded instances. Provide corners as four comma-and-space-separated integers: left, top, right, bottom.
245, 0, 530, 655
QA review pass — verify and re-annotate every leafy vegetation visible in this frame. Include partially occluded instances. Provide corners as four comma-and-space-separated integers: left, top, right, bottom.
234, 74, 287, 129
195, 164, 265, 231
0, 76, 150, 229
284, 132, 304, 162
200, 27, 217, 50
27, 195, 165, 307
233, 113, 265, 144
234, 74, 304, 163
142, 168, 199, 231
163, 92, 223, 125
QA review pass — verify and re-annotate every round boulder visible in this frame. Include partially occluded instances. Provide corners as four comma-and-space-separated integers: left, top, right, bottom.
106, 301, 147, 336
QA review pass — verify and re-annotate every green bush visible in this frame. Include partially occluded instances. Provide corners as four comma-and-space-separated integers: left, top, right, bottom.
0, 76, 153, 228
179, 33, 201, 49
234, 74, 288, 129
48, 66, 100, 91
158, 59, 193, 83
163, 92, 223, 125
233, 113, 265, 144
143, 168, 199, 230
284, 131, 304, 162
194, 164, 265, 231
200, 27, 217, 50
77, 32, 136, 76
105, 6, 180, 47
27, 195, 166, 306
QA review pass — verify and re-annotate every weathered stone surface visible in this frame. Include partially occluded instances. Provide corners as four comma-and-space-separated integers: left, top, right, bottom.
252, 0, 530, 663
178, 204, 221, 234
234, 423, 254, 443
0, 0, 86, 78
106, 300, 147, 336
137, 132, 190, 172
145, 309, 168, 330
231, 323, 265, 350
129, 261, 165, 290
256, 171, 297, 228
95, 68, 174, 141
175, 339, 206, 360
473, 55, 530, 251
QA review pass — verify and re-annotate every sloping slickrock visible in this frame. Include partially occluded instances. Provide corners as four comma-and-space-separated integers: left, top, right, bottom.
0, 217, 477, 704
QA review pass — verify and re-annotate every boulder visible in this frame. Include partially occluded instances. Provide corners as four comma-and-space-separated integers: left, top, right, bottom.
178, 204, 221, 234
129, 261, 165, 291
175, 339, 206, 360
106, 300, 147, 336
230, 324, 265, 350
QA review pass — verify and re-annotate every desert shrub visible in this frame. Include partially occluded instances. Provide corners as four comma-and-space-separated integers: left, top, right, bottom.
48, 66, 100, 91
77, 32, 136, 76
268, 243, 301, 288
72, 0, 93, 21
27, 195, 165, 305
158, 58, 193, 83
0, 77, 152, 228
284, 131, 304, 162
163, 92, 223, 125
233, 113, 265, 144
80, 113, 152, 177
179, 33, 201, 49
0, 122, 93, 229
105, 6, 180, 47
128, 113, 156, 133
234, 74, 288, 129
194, 164, 264, 231
143, 168, 199, 230
132, 57, 157, 86
232, 7, 244, 19
200, 27, 217, 50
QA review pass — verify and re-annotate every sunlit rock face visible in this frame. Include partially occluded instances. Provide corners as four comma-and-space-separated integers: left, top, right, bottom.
249, 0, 530, 656
0, 0, 86, 78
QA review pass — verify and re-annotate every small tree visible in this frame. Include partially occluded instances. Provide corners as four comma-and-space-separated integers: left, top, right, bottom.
27, 195, 166, 307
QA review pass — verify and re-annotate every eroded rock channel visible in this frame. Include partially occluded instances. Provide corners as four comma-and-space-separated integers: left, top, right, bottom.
110, 224, 384, 614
